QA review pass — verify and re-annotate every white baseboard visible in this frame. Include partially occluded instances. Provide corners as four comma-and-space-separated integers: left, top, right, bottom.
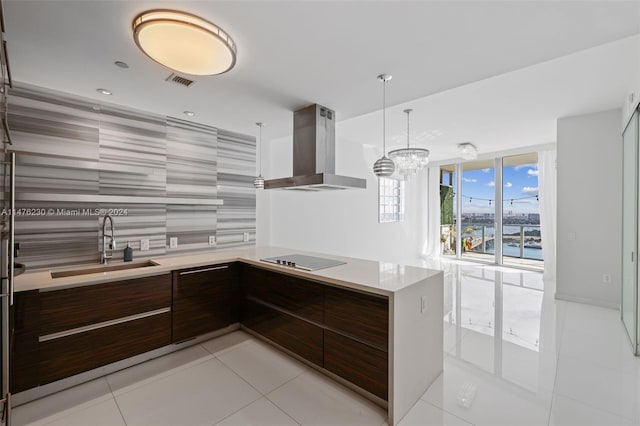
555, 292, 619, 310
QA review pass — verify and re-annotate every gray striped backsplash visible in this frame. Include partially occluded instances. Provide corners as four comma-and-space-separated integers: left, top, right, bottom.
6, 84, 256, 269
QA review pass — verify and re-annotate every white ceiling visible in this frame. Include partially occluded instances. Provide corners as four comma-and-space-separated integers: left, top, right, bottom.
337, 34, 640, 164
4, 0, 640, 142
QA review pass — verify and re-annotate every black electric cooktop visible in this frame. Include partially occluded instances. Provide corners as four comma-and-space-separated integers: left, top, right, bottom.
260, 254, 346, 271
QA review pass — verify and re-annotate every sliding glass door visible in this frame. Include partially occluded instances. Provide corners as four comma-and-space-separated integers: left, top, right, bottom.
460, 160, 495, 263
501, 154, 543, 269
439, 153, 544, 271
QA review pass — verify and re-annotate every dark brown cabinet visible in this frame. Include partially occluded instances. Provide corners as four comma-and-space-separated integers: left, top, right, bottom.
241, 265, 390, 399
11, 290, 40, 393
39, 274, 172, 385
324, 330, 388, 400
13, 274, 173, 389
242, 298, 324, 365
241, 266, 324, 365
12, 262, 391, 402
172, 263, 239, 343
324, 286, 389, 350
242, 266, 323, 322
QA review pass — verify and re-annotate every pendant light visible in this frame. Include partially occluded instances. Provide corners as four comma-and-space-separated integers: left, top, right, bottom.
373, 74, 395, 177
389, 109, 430, 179
254, 122, 265, 189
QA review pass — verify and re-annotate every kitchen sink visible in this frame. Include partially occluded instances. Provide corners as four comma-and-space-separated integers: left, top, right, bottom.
51, 260, 159, 279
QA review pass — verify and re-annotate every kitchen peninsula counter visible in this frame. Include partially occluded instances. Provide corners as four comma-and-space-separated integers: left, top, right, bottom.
13, 246, 443, 425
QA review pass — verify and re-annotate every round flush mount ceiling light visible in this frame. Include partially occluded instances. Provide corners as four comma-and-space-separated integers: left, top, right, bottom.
132, 10, 237, 76
96, 88, 112, 95
183, 111, 195, 117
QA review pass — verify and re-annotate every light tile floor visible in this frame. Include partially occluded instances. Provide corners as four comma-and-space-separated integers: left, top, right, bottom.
13, 259, 640, 426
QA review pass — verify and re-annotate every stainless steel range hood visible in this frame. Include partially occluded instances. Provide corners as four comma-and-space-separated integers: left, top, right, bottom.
264, 104, 366, 191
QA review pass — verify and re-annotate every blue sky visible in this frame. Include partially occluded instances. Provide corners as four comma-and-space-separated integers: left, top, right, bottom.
452, 164, 539, 214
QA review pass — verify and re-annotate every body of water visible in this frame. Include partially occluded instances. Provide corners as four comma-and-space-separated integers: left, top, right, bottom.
463, 225, 544, 261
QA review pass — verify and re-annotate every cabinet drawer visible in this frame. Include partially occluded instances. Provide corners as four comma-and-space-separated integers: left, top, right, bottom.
39, 312, 171, 385
172, 263, 239, 343
324, 330, 388, 400
324, 286, 388, 350
40, 273, 172, 336
243, 266, 323, 323
242, 299, 323, 366
175, 263, 238, 284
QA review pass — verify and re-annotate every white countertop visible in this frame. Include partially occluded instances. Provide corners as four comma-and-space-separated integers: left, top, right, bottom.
15, 246, 443, 296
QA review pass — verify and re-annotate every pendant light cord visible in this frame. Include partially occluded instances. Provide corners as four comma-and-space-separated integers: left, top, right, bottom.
406, 110, 410, 149
382, 79, 386, 154
258, 125, 262, 176
256, 122, 264, 176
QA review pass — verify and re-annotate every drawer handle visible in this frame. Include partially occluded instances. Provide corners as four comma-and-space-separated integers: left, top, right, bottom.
179, 265, 228, 275
38, 307, 170, 342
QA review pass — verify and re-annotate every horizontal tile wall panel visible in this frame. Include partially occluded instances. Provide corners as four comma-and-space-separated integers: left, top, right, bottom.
217, 129, 256, 248
98, 204, 167, 261
166, 117, 217, 199
6, 84, 255, 269
166, 205, 217, 254
14, 201, 101, 269
7, 87, 100, 160
98, 106, 167, 197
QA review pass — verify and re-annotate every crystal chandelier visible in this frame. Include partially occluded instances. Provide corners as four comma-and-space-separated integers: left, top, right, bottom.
373, 74, 395, 177
388, 109, 429, 179
254, 122, 265, 189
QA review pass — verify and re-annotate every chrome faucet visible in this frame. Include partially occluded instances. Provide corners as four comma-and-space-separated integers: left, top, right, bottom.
101, 214, 115, 264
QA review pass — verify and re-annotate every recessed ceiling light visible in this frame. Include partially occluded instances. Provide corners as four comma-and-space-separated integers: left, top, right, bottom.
183, 111, 195, 117
132, 10, 237, 76
114, 61, 129, 69
96, 88, 112, 95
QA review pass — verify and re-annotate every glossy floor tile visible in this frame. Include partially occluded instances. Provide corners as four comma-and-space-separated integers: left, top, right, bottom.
216, 339, 307, 394
13, 378, 113, 426
266, 369, 387, 426
106, 344, 214, 396
398, 400, 472, 426
114, 357, 261, 426
14, 260, 640, 426
43, 399, 126, 426
216, 397, 299, 426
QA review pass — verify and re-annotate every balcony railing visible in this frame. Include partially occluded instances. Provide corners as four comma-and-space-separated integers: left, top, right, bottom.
440, 223, 543, 261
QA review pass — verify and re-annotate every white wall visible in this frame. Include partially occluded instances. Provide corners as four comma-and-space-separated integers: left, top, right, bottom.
556, 109, 622, 308
262, 132, 428, 263
621, 36, 640, 128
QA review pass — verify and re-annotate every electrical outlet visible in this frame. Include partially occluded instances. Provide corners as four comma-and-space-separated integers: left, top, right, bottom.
421, 296, 428, 314
140, 239, 149, 251
243, 232, 250, 242
169, 237, 178, 249
603, 274, 612, 284
209, 236, 216, 247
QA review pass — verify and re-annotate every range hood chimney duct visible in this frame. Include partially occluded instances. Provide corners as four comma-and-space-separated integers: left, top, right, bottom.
264, 104, 367, 191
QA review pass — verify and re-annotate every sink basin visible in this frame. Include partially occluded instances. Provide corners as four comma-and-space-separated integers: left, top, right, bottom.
51, 260, 159, 279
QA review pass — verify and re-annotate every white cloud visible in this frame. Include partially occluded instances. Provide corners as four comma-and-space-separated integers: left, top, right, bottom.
505, 182, 513, 188
522, 186, 539, 195
528, 168, 539, 177
481, 168, 491, 173
462, 177, 477, 183
488, 181, 495, 187
514, 163, 535, 171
